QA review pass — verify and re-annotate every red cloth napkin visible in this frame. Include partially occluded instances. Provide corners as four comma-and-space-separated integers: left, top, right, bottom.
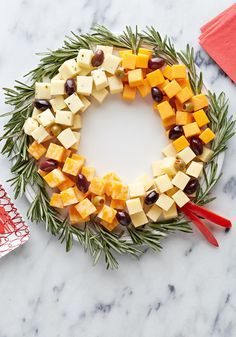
199, 4, 236, 83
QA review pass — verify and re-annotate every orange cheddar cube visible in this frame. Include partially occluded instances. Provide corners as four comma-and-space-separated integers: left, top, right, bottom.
176, 111, 193, 125
61, 149, 72, 163
122, 53, 136, 70
62, 158, 83, 176
110, 199, 126, 210
176, 87, 194, 103
111, 182, 129, 200
38, 169, 47, 177
173, 135, 190, 152
137, 78, 151, 97
58, 175, 75, 191
146, 69, 164, 87
89, 177, 105, 195
175, 99, 184, 111
135, 53, 149, 68
100, 219, 118, 232
157, 101, 175, 120
45, 143, 65, 162
123, 84, 136, 100
103, 172, 121, 182
75, 198, 96, 219
98, 205, 117, 224
199, 128, 215, 144
81, 166, 95, 181
191, 94, 208, 111
104, 180, 114, 196
193, 109, 210, 127
71, 153, 86, 162
60, 187, 79, 206
50, 193, 64, 209
28, 141, 47, 160
162, 65, 173, 80
171, 64, 187, 79
138, 48, 152, 57
69, 206, 87, 225
176, 78, 190, 88
44, 168, 66, 188
162, 115, 176, 130
157, 79, 169, 92
163, 80, 181, 99
74, 186, 89, 202
118, 49, 132, 57
128, 69, 144, 87
183, 122, 201, 138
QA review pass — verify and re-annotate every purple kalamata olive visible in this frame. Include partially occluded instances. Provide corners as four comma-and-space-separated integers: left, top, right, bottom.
65, 78, 76, 96
144, 190, 159, 205
151, 87, 163, 102
39, 159, 58, 172
116, 211, 131, 226
91, 49, 104, 67
169, 125, 184, 140
34, 99, 52, 111
190, 137, 204, 155
148, 57, 165, 70
76, 173, 90, 193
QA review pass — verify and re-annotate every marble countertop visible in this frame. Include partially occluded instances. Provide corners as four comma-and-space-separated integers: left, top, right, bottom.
0, 0, 236, 336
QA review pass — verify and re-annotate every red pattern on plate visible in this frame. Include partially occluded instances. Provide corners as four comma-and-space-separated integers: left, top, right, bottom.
0, 185, 30, 257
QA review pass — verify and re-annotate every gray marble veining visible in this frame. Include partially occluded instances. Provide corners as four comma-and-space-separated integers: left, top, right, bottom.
0, 0, 236, 336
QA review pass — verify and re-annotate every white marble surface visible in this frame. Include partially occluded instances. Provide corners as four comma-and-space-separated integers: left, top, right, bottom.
0, 0, 236, 336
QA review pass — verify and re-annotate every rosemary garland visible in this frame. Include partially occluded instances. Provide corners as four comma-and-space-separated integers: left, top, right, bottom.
1, 26, 235, 269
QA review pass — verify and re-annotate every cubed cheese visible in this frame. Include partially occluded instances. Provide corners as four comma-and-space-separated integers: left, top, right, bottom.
58, 175, 75, 191
172, 190, 189, 208
77, 49, 93, 69
31, 125, 49, 143
91, 88, 109, 103
50, 96, 67, 111
154, 174, 173, 193
197, 146, 213, 162
62, 157, 83, 176
111, 182, 128, 200
146, 69, 164, 87
70, 131, 81, 150
110, 199, 126, 210
147, 204, 162, 222
71, 114, 82, 130
193, 109, 210, 127
44, 168, 66, 188
128, 183, 146, 198
183, 122, 201, 138
46, 143, 65, 162
35, 82, 51, 99
163, 80, 182, 99
172, 135, 190, 152
50, 193, 64, 209
156, 194, 174, 211
89, 177, 105, 195
80, 96, 91, 112
163, 203, 178, 220
176, 87, 193, 103
160, 157, 177, 176
171, 65, 187, 79
59, 59, 80, 79
199, 128, 215, 144
128, 69, 144, 87
177, 146, 196, 164
136, 174, 154, 191
130, 211, 148, 228
60, 187, 80, 206
91, 69, 108, 90
126, 198, 143, 215
55, 110, 73, 126
69, 206, 86, 225
50, 80, 65, 96
75, 198, 97, 219
108, 76, 123, 94
64, 93, 84, 114
57, 128, 78, 149
32, 107, 41, 120
81, 166, 95, 181
76, 76, 93, 96
191, 94, 208, 111
23, 117, 39, 135
96, 45, 113, 56
172, 171, 190, 190
102, 54, 122, 74
157, 101, 175, 120
37, 109, 55, 127
98, 205, 117, 224
186, 161, 203, 178
162, 143, 177, 157
28, 141, 46, 160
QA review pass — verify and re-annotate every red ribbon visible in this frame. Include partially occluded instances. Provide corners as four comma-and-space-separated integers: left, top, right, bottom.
0, 206, 16, 234
181, 202, 232, 247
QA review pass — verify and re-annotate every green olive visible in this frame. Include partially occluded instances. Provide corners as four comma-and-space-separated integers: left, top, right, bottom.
183, 102, 194, 112
174, 158, 186, 171
92, 196, 105, 207
50, 124, 62, 137
115, 68, 126, 78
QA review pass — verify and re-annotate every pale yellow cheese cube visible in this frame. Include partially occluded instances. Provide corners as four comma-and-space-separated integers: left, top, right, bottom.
37, 109, 55, 127
79, 96, 91, 112
172, 171, 190, 190
160, 157, 177, 176
162, 143, 177, 157
177, 146, 196, 164
77, 49, 93, 69
156, 194, 174, 211
91, 69, 108, 90
35, 82, 51, 99
186, 161, 203, 178
77, 76, 93, 96
57, 128, 78, 149
79, 68, 93, 76
71, 114, 82, 130
130, 211, 148, 228
108, 76, 123, 94
59, 59, 80, 79
128, 183, 146, 198
172, 190, 189, 208
50, 96, 67, 111
50, 80, 65, 96
52, 73, 63, 80
70, 131, 81, 150
31, 125, 49, 143
152, 160, 164, 177
126, 198, 143, 215
92, 88, 109, 103
102, 54, 122, 74
23, 117, 39, 135
55, 110, 73, 126
32, 107, 41, 120
96, 45, 113, 56
65, 93, 84, 114
147, 204, 162, 222
154, 174, 173, 193
163, 203, 178, 220
197, 146, 213, 162
136, 174, 154, 191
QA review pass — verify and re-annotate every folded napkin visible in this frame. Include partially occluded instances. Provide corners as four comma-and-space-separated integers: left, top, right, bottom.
199, 4, 236, 83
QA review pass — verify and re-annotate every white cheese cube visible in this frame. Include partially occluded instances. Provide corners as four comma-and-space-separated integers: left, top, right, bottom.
147, 204, 162, 222
70, 131, 81, 150
71, 114, 82, 130
128, 183, 146, 198
32, 107, 41, 120
92, 88, 109, 103
80, 96, 91, 112
172, 190, 189, 208
163, 203, 178, 220
23, 117, 39, 135
186, 161, 203, 178
35, 82, 51, 99
126, 198, 143, 215
91, 69, 108, 90
77, 49, 93, 69
57, 128, 77, 149
108, 76, 123, 94
55, 110, 73, 126
96, 45, 113, 56
50, 80, 65, 96
77, 76, 93, 96
102, 54, 122, 74
172, 171, 190, 190
64, 93, 84, 114
152, 160, 164, 177
50, 96, 67, 111
52, 73, 63, 80
79, 67, 93, 76
59, 59, 80, 80
156, 194, 174, 211
31, 125, 49, 143
162, 143, 177, 157
131, 211, 148, 228
154, 174, 173, 193
136, 174, 154, 191
160, 157, 177, 176
198, 147, 213, 162
177, 146, 196, 164
37, 109, 55, 127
